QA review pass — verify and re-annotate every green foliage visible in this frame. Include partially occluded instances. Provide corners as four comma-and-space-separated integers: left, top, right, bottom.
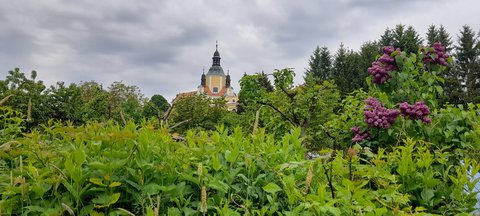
143, 94, 170, 120
44, 82, 84, 124
0, 71, 156, 126
0, 120, 477, 215
239, 68, 340, 148
170, 94, 230, 133
77, 81, 110, 122
107, 81, 145, 123
0, 106, 24, 143
389, 138, 479, 214
0, 68, 46, 127
325, 89, 370, 148
427, 104, 480, 149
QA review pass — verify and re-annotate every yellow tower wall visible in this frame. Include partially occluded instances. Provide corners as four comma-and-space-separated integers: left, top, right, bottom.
207, 75, 225, 93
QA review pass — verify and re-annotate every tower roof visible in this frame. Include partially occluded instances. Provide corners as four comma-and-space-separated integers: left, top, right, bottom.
207, 41, 225, 75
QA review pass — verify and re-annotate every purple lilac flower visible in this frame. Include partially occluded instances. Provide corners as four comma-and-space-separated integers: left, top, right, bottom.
398, 101, 432, 123
422, 42, 449, 66
351, 126, 370, 143
364, 98, 400, 129
368, 46, 400, 84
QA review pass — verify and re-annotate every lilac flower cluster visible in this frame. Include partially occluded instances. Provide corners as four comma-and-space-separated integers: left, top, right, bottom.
351, 126, 370, 143
364, 98, 400, 129
398, 101, 432, 123
421, 42, 449, 66
367, 46, 399, 84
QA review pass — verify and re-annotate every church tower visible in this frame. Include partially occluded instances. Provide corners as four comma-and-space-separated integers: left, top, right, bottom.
197, 42, 238, 110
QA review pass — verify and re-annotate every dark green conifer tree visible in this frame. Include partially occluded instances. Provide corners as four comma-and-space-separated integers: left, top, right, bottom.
304, 46, 332, 85
331, 44, 350, 95
455, 25, 480, 103
426, 25, 453, 51
380, 24, 423, 53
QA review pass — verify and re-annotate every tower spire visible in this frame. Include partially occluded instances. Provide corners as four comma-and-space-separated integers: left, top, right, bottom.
226, 68, 231, 87
212, 41, 221, 66
201, 66, 206, 86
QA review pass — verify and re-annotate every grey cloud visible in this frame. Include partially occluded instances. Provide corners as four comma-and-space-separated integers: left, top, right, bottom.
0, 27, 35, 58
0, 0, 479, 101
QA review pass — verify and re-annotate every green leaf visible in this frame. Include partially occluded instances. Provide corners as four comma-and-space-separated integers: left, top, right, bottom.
420, 188, 434, 205
64, 158, 75, 177
263, 182, 282, 194
183, 207, 197, 216
212, 155, 221, 171
74, 148, 86, 165
435, 86, 443, 95
125, 179, 141, 191
226, 146, 240, 163
146, 208, 155, 216
397, 161, 409, 177
208, 179, 229, 193
89, 178, 105, 187
24, 206, 46, 214
167, 207, 182, 216
142, 183, 163, 195
387, 128, 393, 136
92, 193, 121, 208
109, 181, 121, 188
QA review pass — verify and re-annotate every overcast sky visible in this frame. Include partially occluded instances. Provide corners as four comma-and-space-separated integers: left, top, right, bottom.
1, 0, 479, 101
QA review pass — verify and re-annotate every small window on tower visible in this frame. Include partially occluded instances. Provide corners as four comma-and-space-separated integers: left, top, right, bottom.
213, 87, 218, 93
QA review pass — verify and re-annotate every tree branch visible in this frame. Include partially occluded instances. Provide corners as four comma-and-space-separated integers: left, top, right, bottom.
146, 101, 159, 112
168, 119, 190, 130
257, 101, 297, 127
162, 102, 175, 121
279, 85, 295, 100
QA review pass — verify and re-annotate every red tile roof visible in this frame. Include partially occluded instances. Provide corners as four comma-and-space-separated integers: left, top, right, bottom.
203, 85, 227, 97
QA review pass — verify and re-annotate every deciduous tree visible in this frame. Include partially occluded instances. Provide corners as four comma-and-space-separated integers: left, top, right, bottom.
143, 94, 170, 120
0, 68, 46, 127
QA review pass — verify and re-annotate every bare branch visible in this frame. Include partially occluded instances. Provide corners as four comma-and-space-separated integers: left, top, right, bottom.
168, 119, 190, 130
257, 101, 297, 126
